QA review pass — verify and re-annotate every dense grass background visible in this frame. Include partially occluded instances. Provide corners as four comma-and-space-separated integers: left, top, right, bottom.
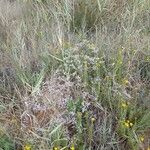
0, 0, 149, 149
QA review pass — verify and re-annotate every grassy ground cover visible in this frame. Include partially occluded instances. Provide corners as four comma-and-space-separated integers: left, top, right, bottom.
0, 0, 149, 149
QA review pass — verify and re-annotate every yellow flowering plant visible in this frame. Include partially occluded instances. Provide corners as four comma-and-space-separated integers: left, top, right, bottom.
139, 135, 144, 142
70, 144, 75, 150
23, 144, 32, 150
122, 79, 129, 85
91, 117, 96, 123
53, 147, 59, 150
123, 120, 133, 128
120, 101, 129, 109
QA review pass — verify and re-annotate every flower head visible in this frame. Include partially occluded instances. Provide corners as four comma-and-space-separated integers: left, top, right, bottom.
70, 145, 75, 150
123, 119, 133, 128
121, 101, 128, 108
91, 117, 96, 122
24, 144, 32, 150
122, 79, 129, 85
53, 147, 59, 150
139, 135, 144, 142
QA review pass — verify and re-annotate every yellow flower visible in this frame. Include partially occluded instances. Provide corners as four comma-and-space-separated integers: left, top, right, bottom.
91, 117, 96, 122
139, 135, 144, 142
53, 147, 60, 150
123, 120, 133, 128
24, 144, 32, 150
126, 120, 130, 123
124, 122, 129, 128
129, 122, 133, 127
122, 79, 129, 85
70, 145, 75, 150
121, 101, 128, 108
147, 147, 150, 150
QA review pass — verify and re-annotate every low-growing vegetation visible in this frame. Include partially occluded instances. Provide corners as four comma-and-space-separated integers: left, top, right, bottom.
0, 0, 149, 150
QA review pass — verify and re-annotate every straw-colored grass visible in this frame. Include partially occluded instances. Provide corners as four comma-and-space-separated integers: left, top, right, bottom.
0, 0, 149, 149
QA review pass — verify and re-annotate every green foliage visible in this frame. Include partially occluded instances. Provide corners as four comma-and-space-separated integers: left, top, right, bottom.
0, 135, 14, 150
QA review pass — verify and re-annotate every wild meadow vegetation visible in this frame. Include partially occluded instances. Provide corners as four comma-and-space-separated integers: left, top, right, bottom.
0, 0, 150, 149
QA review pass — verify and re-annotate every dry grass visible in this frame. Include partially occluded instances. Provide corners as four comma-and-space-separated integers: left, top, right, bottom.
0, 0, 150, 150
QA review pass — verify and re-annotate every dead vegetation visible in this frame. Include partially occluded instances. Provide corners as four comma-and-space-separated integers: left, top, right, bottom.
0, 0, 150, 150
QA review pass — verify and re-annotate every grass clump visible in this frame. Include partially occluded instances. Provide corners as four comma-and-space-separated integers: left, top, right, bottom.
0, 0, 149, 149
